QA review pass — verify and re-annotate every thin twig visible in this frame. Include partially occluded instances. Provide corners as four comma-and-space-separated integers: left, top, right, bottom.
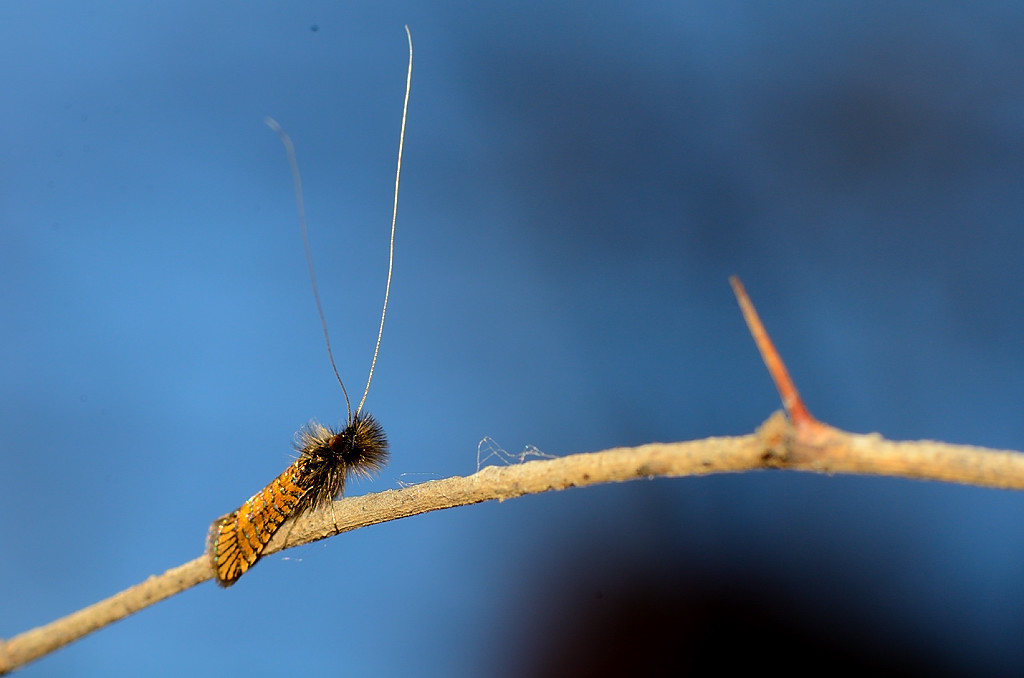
6, 277, 1024, 673
4, 418, 1024, 674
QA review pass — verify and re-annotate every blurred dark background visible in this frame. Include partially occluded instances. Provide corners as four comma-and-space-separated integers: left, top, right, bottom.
3, 2, 1024, 675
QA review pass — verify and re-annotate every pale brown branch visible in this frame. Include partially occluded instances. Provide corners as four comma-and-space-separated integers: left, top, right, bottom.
5, 415, 1024, 673
0, 557, 209, 675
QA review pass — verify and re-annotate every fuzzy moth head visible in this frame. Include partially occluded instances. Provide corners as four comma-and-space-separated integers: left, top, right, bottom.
294, 412, 389, 514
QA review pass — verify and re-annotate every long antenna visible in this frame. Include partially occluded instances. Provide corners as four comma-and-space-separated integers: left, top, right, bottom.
266, 26, 413, 425
356, 25, 413, 417
265, 115, 353, 421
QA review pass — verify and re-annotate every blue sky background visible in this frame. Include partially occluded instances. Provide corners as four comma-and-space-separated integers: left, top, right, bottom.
4, 1, 1024, 675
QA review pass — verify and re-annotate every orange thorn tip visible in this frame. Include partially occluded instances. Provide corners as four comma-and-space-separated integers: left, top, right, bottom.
729, 276, 818, 431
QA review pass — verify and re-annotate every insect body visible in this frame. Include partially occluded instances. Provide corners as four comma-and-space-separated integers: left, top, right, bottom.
208, 414, 388, 586
207, 27, 412, 588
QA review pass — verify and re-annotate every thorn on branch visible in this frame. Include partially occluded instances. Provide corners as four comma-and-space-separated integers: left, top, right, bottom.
729, 276, 834, 445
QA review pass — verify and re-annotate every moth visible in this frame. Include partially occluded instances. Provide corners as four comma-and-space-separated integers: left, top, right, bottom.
208, 27, 412, 587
